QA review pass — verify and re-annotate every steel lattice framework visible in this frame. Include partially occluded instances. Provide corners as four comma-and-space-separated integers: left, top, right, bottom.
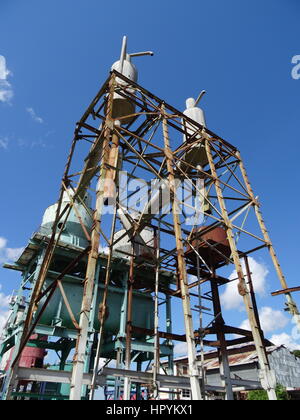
2, 70, 300, 401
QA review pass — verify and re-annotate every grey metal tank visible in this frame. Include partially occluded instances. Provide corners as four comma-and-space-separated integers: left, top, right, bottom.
39, 190, 93, 249
37, 275, 154, 336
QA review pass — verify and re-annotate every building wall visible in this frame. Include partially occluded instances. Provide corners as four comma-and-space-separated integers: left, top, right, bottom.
205, 364, 260, 388
160, 346, 300, 400
269, 348, 300, 389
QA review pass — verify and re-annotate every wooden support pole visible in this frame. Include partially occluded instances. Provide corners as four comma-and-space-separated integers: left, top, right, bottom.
69, 74, 116, 401
123, 254, 134, 400
243, 255, 270, 367
153, 225, 161, 399
162, 107, 202, 400
205, 139, 277, 401
89, 199, 118, 400
103, 121, 121, 202
210, 274, 234, 400
237, 151, 300, 331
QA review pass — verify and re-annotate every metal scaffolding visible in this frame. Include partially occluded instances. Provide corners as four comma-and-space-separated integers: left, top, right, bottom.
1, 69, 299, 401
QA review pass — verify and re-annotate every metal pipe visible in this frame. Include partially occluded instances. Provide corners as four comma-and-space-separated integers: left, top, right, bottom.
129, 51, 154, 57
153, 224, 161, 399
119, 36, 127, 73
194, 90, 206, 107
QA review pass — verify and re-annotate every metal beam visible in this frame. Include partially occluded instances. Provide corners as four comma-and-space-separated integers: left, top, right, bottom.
271, 286, 300, 297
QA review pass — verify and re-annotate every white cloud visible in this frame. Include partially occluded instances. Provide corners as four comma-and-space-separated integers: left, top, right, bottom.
0, 284, 10, 338
0, 310, 10, 338
0, 237, 7, 249
0, 236, 23, 264
239, 306, 289, 333
26, 107, 44, 124
6, 247, 24, 261
221, 257, 268, 310
269, 332, 300, 351
0, 81, 13, 103
257, 306, 289, 333
0, 137, 8, 150
0, 55, 13, 103
17, 137, 48, 150
98, 358, 112, 369
174, 342, 188, 356
0, 286, 10, 308
239, 319, 250, 331
99, 245, 109, 255
30, 139, 46, 149
0, 56, 10, 80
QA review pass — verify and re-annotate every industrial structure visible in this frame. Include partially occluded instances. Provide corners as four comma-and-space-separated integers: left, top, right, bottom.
0, 37, 300, 401
161, 343, 300, 400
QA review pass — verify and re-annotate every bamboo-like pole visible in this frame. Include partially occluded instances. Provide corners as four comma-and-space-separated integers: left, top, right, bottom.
210, 271, 233, 400
244, 256, 268, 361
236, 151, 300, 331
162, 106, 202, 400
123, 253, 135, 400
196, 255, 206, 399
69, 74, 116, 400
89, 195, 118, 400
153, 225, 161, 399
205, 139, 277, 401
104, 121, 121, 202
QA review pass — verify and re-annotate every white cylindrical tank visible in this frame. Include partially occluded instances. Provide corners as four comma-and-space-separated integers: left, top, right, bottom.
40, 190, 93, 249
113, 226, 155, 260
111, 55, 138, 84
111, 54, 137, 124
184, 97, 206, 129
182, 97, 208, 168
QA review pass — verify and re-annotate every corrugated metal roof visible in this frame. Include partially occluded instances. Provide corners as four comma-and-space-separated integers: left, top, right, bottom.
171, 342, 285, 368
203, 351, 260, 370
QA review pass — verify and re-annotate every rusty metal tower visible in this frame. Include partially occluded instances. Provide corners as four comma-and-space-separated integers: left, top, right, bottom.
1, 38, 299, 401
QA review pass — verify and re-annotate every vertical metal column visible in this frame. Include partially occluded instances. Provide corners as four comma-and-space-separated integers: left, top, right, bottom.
205, 139, 277, 401
162, 107, 202, 400
89, 193, 118, 400
69, 75, 116, 400
153, 225, 160, 399
136, 361, 142, 400
210, 275, 234, 400
237, 151, 300, 331
165, 294, 173, 374
58, 340, 74, 398
114, 272, 128, 400
123, 254, 135, 400
165, 294, 174, 400
196, 255, 206, 399
244, 256, 266, 348
84, 261, 101, 399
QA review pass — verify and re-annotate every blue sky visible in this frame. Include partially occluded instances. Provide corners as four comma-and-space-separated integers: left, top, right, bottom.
0, 0, 300, 352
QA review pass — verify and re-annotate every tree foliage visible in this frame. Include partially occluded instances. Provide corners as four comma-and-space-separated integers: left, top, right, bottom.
247, 389, 268, 400
247, 384, 290, 401
293, 350, 300, 358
